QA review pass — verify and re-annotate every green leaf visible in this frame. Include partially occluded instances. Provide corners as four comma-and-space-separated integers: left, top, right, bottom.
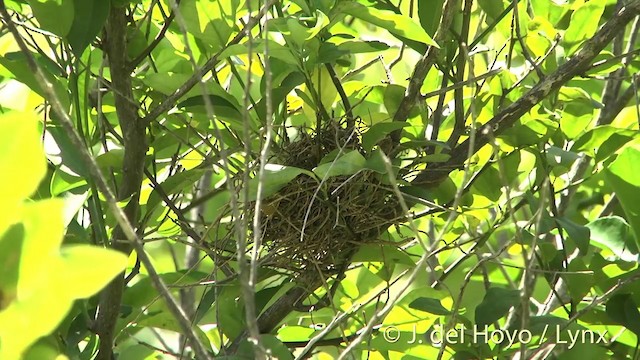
278, 10, 329, 47
556, 217, 590, 255
66, 0, 110, 57
499, 117, 556, 147
244, 165, 314, 202
564, 258, 594, 302
313, 150, 366, 179
362, 122, 410, 152
572, 126, 635, 161
57, 245, 128, 298
47, 124, 89, 177
0, 199, 127, 359
340, 2, 438, 48
352, 244, 415, 266
587, 216, 639, 261
383, 84, 411, 118
0, 111, 45, 233
178, 0, 234, 52
237, 335, 293, 360
477, 0, 508, 22
0, 113, 127, 359
220, 40, 300, 66
0, 52, 69, 108
475, 287, 520, 327
408, 297, 452, 315
417, 0, 445, 36
337, 40, 390, 54
563, 0, 606, 56
0, 224, 25, 307
606, 293, 640, 336
605, 146, 640, 248
26, 0, 74, 37
587, 51, 625, 76
147, 169, 206, 210
255, 71, 306, 122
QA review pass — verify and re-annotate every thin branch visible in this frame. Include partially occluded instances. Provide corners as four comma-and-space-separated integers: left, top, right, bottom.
0, 3, 212, 360
141, 0, 277, 125
414, 0, 640, 186
388, 0, 459, 146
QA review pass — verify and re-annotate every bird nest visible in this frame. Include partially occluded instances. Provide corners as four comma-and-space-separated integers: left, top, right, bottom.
252, 125, 402, 275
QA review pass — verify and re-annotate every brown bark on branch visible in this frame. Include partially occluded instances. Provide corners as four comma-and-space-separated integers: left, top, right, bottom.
0, 3, 213, 359
389, 0, 459, 146
142, 0, 277, 125
413, 0, 640, 186
95, 6, 149, 360
227, 1, 640, 354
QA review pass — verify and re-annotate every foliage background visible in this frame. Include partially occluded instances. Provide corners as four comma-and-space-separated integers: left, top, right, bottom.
1, 0, 640, 359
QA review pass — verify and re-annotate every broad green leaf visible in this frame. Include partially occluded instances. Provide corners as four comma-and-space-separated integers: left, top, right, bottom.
237, 335, 293, 360
563, 0, 606, 56
57, 245, 128, 298
255, 71, 306, 122
478, 0, 509, 22
0, 111, 45, 233
605, 146, 640, 247
50, 168, 87, 196
408, 298, 452, 315
606, 294, 640, 336
352, 244, 415, 266
556, 217, 590, 255
418, 0, 445, 36
66, 0, 109, 57
277, 326, 315, 342
0, 224, 24, 307
336, 40, 389, 54
587, 216, 638, 261
362, 122, 410, 152
0, 200, 127, 360
340, 2, 438, 48
0, 52, 70, 109
26, 0, 74, 37
364, 149, 395, 174
147, 169, 206, 210
587, 51, 625, 76
135, 313, 213, 353
475, 287, 520, 327
277, 10, 329, 46
313, 150, 366, 179
178, 95, 244, 124
572, 126, 635, 161
47, 124, 89, 177
499, 117, 556, 147
244, 165, 314, 202
564, 258, 593, 302
178, 0, 234, 52
383, 84, 407, 118
220, 40, 300, 66
124, 271, 210, 308
0, 114, 126, 359
528, 315, 568, 334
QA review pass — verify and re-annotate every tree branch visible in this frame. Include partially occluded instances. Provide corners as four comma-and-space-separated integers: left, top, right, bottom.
141, 0, 277, 125
0, 3, 212, 360
388, 0, 459, 146
95, 6, 150, 358
414, 0, 640, 186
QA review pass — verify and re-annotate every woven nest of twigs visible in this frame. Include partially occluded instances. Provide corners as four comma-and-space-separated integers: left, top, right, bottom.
252, 124, 401, 275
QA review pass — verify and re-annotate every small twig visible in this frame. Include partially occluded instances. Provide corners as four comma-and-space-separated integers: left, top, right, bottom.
414, 0, 640, 186
0, 3, 212, 360
389, 0, 458, 146
142, 0, 277, 125
324, 63, 355, 129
